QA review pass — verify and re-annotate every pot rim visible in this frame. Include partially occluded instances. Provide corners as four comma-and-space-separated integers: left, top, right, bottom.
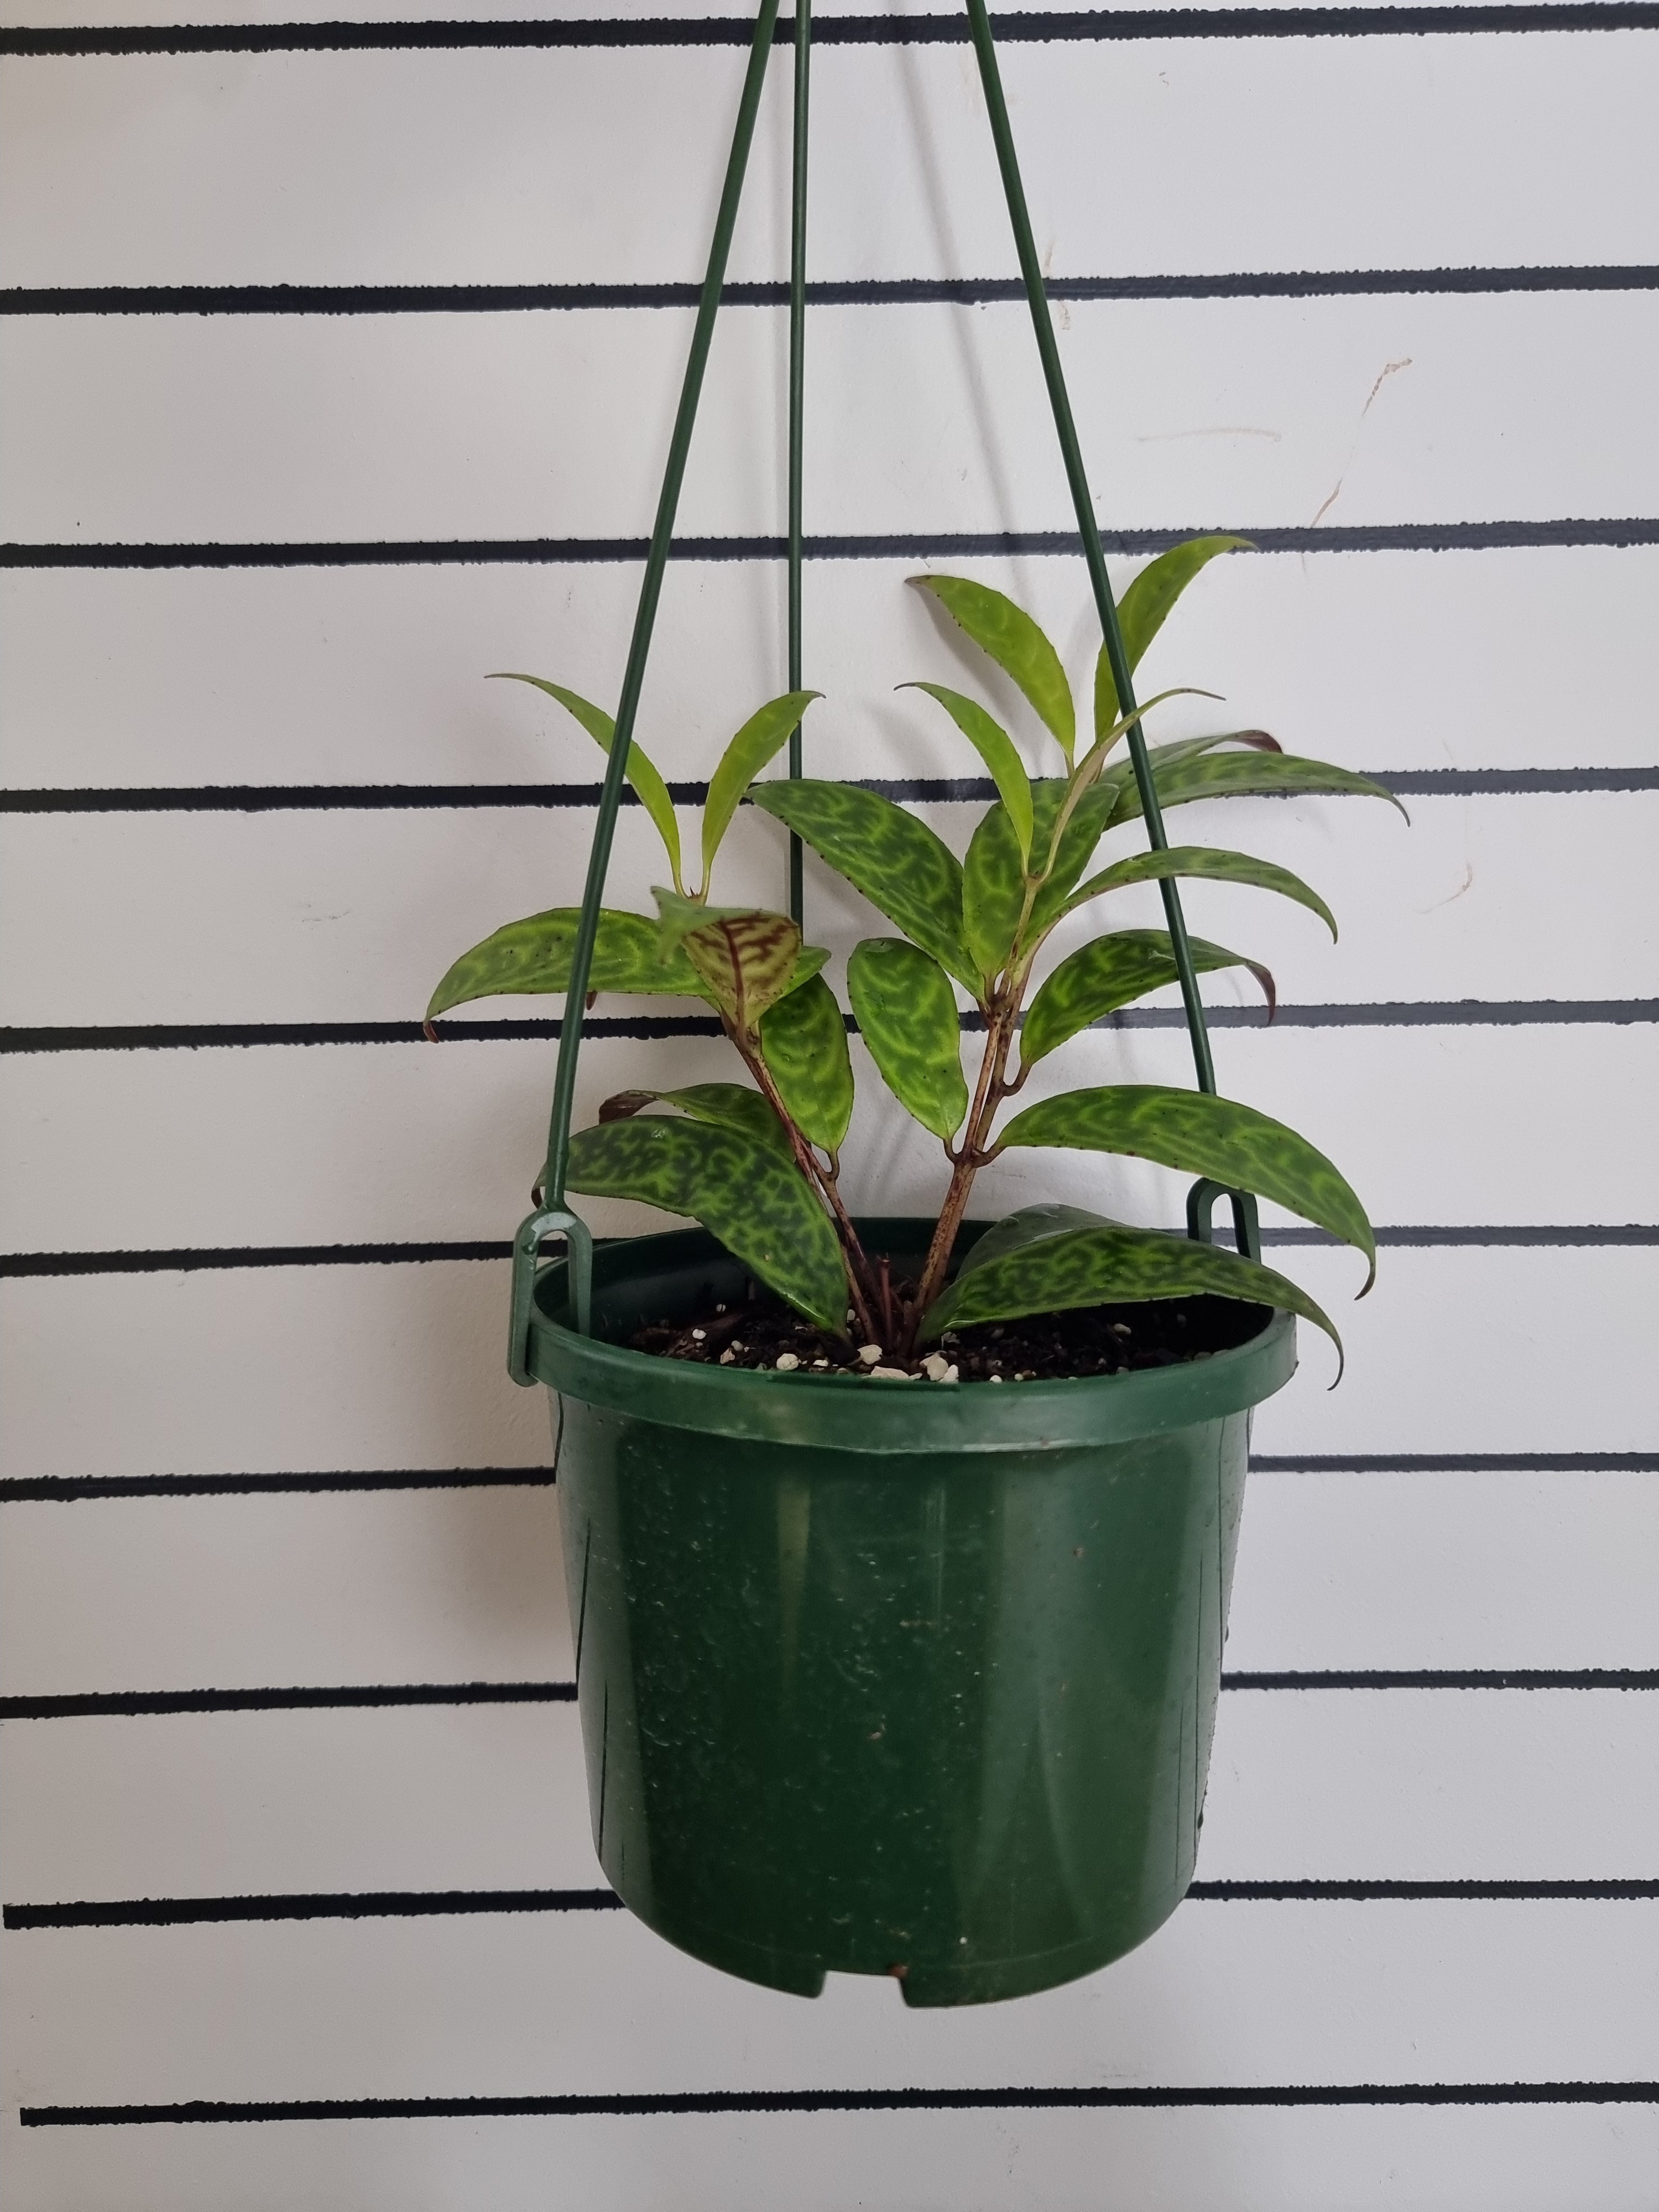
528, 1218, 1298, 1455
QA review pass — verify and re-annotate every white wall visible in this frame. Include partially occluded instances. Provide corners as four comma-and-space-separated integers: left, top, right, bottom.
2, 2, 1657, 2205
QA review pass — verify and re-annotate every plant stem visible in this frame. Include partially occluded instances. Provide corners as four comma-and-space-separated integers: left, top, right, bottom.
904, 1000, 1018, 1349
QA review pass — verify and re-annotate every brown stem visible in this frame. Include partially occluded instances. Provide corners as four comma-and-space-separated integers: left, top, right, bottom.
901, 1001, 1019, 1353
729, 1022, 879, 1342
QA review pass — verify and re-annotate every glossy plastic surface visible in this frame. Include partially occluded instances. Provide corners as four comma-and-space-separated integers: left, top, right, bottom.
537, 1222, 1295, 2005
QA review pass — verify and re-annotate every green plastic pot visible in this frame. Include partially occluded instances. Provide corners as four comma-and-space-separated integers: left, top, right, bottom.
528, 1218, 1296, 2007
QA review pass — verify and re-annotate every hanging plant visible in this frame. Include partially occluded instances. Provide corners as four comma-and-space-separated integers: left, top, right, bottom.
429, 544, 1399, 1371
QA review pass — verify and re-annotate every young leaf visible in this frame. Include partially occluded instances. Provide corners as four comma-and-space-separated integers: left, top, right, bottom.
652, 891, 804, 1035
1020, 930, 1273, 1067
910, 575, 1075, 761
566, 1117, 846, 1333
1094, 536, 1251, 734
759, 974, 855, 1152
749, 779, 978, 990
1066, 846, 1338, 938
598, 1082, 794, 1161
1026, 780, 1121, 933
701, 690, 820, 887
962, 803, 1027, 982
427, 906, 706, 1021
847, 938, 968, 1141
492, 674, 685, 891
1111, 748, 1407, 828
903, 684, 1033, 859
921, 1219, 1340, 1366
995, 1084, 1375, 1288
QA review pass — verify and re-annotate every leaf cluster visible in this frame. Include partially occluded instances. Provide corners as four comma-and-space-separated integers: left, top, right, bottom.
429, 541, 1404, 1365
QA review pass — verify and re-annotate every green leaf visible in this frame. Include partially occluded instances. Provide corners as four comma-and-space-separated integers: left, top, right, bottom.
759, 975, 855, 1152
491, 674, 685, 891
1094, 536, 1251, 734
701, 689, 820, 887
1067, 845, 1338, 938
748, 779, 978, 992
426, 906, 706, 1020
1026, 779, 1121, 933
921, 1219, 1340, 1366
847, 938, 968, 1140
996, 1084, 1375, 1289
910, 575, 1075, 762
597, 1082, 794, 1162
963, 802, 1028, 981
566, 1117, 846, 1333
1020, 930, 1273, 1067
904, 684, 1033, 859
653, 889, 803, 1035
1111, 748, 1408, 828
958, 1202, 1126, 1276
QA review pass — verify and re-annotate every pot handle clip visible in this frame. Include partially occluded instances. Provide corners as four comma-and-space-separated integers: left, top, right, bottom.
508, 1206, 593, 1387
1186, 1180, 1261, 1265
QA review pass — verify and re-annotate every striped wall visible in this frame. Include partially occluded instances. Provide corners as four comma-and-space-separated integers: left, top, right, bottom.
2, 4, 1656, 2205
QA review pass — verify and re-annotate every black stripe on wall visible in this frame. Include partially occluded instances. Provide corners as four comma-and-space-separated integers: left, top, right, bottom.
22, 2080, 1659, 2126
6, 519, 1659, 568
7, 5, 1659, 58
8, 267, 1659, 317
7, 1878, 1656, 1931
4, 1669, 1653, 1721
6, 1001, 1656, 1055
4, 768, 1652, 814
2, 1224, 1651, 1280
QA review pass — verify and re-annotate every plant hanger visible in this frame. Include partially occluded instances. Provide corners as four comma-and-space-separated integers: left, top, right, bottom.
508, 0, 1253, 1377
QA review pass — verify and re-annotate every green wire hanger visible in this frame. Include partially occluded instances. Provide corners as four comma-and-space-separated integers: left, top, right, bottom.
508, 0, 1250, 1380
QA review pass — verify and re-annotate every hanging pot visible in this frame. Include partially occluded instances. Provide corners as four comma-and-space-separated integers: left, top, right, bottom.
529, 1218, 1296, 2006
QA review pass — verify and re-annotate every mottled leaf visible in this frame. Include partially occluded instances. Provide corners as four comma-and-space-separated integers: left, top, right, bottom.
996, 1084, 1375, 1287
904, 684, 1034, 858
701, 690, 820, 885
958, 1202, 1125, 1277
1067, 845, 1337, 937
1112, 748, 1407, 828
566, 1117, 846, 1332
1026, 779, 1120, 932
598, 1082, 794, 1161
922, 1219, 1340, 1365
847, 938, 968, 1140
492, 674, 684, 890
749, 779, 977, 990
1020, 930, 1273, 1066
1094, 536, 1251, 733
963, 803, 1028, 981
910, 575, 1075, 761
759, 974, 855, 1152
427, 906, 705, 1020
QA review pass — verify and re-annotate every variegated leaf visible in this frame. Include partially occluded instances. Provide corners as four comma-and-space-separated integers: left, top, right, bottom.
759, 975, 855, 1152
566, 1117, 846, 1332
426, 906, 706, 1021
921, 1218, 1340, 1363
1093, 536, 1251, 734
491, 674, 685, 890
701, 690, 820, 885
910, 575, 1075, 760
847, 938, 968, 1141
904, 684, 1034, 858
996, 1084, 1375, 1287
598, 1082, 794, 1161
1020, 930, 1272, 1067
1066, 845, 1337, 937
1111, 748, 1407, 828
962, 802, 1027, 982
748, 779, 978, 990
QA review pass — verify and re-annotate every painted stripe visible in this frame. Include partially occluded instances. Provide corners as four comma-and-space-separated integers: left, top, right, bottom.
6, 6, 1659, 59
6, 519, 1659, 568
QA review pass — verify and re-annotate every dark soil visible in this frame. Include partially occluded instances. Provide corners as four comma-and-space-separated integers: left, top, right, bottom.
628, 1280, 1269, 1384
